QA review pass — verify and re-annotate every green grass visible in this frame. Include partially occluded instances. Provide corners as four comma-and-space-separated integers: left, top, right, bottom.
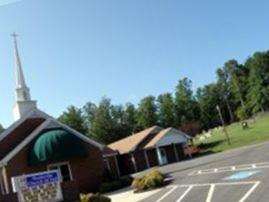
195, 114, 269, 154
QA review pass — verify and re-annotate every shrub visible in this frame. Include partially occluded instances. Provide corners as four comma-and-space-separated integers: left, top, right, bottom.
119, 175, 133, 186
99, 175, 133, 193
131, 170, 165, 192
99, 181, 121, 193
80, 193, 111, 202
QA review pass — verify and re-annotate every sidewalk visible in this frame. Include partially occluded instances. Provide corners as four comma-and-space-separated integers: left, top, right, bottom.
105, 187, 161, 202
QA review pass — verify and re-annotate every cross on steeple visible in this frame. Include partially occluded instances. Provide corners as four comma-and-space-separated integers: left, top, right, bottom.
11, 32, 18, 46
12, 32, 37, 120
11, 32, 18, 39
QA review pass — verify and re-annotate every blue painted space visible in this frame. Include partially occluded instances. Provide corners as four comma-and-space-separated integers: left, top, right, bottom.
224, 171, 260, 180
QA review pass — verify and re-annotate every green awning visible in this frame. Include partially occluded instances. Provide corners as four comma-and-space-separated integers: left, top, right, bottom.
29, 129, 88, 165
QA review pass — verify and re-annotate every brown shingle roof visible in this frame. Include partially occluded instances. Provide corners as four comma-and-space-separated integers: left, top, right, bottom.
102, 146, 118, 156
145, 127, 191, 149
144, 127, 172, 149
108, 126, 162, 154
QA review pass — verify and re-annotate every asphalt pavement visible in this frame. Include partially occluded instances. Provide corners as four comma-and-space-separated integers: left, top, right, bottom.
141, 141, 269, 202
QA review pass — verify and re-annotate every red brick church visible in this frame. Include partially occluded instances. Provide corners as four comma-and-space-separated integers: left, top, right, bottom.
0, 34, 105, 201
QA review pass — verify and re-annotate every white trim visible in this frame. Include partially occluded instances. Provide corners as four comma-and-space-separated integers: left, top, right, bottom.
48, 161, 73, 181
173, 143, 179, 161
144, 150, 150, 168
114, 155, 121, 177
102, 153, 118, 158
52, 117, 104, 149
2, 166, 9, 194
0, 108, 105, 165
35, 109, 104, 149
0, 168, 5, 195
0, 109, 43, 142
0, 119, 52, 165
131, 153, 137, 173
0, 108, 103, 148
104, 159, 111, 173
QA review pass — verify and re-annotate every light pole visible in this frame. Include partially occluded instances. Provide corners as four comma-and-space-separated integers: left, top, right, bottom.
216, 105, 231, 145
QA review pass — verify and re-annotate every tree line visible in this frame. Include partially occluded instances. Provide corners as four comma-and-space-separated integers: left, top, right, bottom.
57, 50, 269, 144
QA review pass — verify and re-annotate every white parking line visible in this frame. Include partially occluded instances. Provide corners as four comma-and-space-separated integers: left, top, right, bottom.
176, 185, 193, 202
155, 185, 178, 202
239, 181, 260, 202
156, 181, 260, 202
188, 161, 269, 176
206, 184, 215, 202
179, 181, 259, 187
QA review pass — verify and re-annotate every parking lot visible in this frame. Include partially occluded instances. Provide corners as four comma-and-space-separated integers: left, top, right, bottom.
141, 142, 269, 202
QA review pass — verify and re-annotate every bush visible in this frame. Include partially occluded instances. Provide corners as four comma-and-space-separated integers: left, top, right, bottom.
80, 193, 111, 202
99, 175, 133, 193
119, 175, 133, 186
131, 170, 165, 192
99, 181, 122, 193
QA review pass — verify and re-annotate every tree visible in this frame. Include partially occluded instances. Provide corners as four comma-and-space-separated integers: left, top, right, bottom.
136, 96, 158, 129
216, 67, 235, 123
175, 78, 199, 126
58, 105, 87, 134
0, 124, 4, 134
157, 93, 175, 127
111, 104, 130, 139
123, 103, 137, 134
82, 102, 97, 133
224, 60, 249, 120
90, 97, 115, 144
245, 52, 269, 114
196, 83, 223, 129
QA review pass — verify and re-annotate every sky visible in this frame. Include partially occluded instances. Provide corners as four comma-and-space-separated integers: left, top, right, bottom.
1, 0, 269, 127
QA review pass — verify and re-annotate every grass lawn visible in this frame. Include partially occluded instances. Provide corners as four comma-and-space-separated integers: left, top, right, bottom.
195, 114, 269, 154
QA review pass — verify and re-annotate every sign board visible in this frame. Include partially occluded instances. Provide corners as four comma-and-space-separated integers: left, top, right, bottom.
12, 170, 63, 202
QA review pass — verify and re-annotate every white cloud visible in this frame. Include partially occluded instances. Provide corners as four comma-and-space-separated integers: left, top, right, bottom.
0, 0, 22, 7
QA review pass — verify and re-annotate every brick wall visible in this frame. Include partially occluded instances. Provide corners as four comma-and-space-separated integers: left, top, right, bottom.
175, 143, 185, 159
0, 181, 80, 202
5, 139, 103, 194
134, 150, 148, 171
61, 180, 80, 202
0, 118, 45, 159
163, 145, 177, 163
104, 155, 119, 178
118, 154, 135, 175
146, 148, 159, 167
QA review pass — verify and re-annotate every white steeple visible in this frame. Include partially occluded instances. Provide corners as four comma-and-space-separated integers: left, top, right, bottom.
12, 33, 37, 120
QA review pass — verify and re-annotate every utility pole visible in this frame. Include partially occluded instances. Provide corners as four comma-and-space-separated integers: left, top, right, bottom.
216, 105, 231, 145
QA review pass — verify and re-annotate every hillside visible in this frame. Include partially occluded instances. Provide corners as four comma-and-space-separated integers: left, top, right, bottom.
196, 113, 269, 154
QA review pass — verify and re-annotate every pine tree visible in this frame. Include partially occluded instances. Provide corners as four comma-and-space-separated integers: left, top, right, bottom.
175, 78, 198, 126
58, 105, 87, 134
157, 93, 175, 127
123, 103, 137, 134
0, 124, 4, 134
136, 96, 158, 129
246, 52, 269, 114
90, 97, 114, 144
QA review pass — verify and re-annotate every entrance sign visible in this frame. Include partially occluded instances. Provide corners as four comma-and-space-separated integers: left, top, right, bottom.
12, 170, 63, 202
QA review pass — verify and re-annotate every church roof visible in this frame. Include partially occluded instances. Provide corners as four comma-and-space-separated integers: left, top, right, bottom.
108, 126, 191, 154
28, 129, 88, 165
108, 126, 163, 154
0, 108, 104, 166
